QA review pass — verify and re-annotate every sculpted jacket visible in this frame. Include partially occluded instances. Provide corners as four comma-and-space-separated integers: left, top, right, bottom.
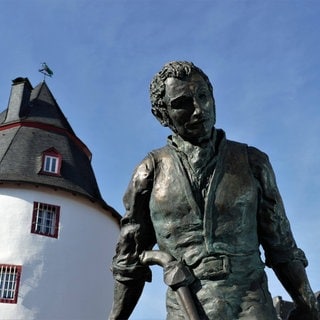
111, 129, 306, 317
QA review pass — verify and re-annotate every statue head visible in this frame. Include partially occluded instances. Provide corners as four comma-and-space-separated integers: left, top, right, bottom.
150, 61, 215, 131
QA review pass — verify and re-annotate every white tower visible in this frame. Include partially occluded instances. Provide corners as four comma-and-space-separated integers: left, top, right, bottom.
0, 77, 121, 319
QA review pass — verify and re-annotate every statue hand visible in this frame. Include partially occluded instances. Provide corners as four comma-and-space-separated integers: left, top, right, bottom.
287, 306, 319, 320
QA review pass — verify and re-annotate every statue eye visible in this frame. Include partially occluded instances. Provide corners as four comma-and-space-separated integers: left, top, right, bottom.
198, 92, 207, 100
170, 96, 193, 110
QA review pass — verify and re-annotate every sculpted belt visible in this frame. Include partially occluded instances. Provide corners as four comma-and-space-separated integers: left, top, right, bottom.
191, 253, 263, 281
192, 255, 230, 280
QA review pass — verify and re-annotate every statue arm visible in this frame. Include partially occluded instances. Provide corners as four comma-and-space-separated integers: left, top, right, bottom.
109, 155, 156, 319
109, 222, 153, 320
248, 146, 319, 319
109, 280, 145, 320
273, 260, 319, 319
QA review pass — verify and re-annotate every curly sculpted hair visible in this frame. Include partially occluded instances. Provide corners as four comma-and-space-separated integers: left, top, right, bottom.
150, 61, 214, 127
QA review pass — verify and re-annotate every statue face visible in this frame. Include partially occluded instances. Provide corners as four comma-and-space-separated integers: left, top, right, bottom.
164, 73, 215, 143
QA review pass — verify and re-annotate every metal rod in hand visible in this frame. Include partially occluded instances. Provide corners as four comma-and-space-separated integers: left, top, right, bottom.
140, 250, 201, 320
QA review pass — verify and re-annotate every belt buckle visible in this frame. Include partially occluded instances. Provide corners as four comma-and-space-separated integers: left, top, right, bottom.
220, 255, 230, 276
200, 255, 230, 280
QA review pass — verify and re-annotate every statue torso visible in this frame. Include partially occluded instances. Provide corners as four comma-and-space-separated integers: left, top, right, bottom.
149, 139, 261, 267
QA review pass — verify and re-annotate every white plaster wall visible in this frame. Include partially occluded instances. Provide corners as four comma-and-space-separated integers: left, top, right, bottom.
0, 186, 120, 320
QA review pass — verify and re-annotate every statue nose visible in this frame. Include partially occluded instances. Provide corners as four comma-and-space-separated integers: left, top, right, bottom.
193, 99, 202, 116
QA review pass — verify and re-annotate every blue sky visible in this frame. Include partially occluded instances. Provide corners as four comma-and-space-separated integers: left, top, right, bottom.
1, 1, 319, 319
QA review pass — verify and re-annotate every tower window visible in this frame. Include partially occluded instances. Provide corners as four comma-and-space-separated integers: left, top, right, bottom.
31, 202, 60, 238
40, 148, 62, 175
0, 265, 22, 304
44, 155, 59, 173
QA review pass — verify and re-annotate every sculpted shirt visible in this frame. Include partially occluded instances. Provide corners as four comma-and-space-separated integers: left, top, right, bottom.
112, 129, 306, 286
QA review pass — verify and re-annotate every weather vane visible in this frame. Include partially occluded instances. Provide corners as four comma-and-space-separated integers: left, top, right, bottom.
38, 62, 53, 80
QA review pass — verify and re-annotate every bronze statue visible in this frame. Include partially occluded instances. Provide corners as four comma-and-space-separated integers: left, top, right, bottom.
109, 61, 319, 319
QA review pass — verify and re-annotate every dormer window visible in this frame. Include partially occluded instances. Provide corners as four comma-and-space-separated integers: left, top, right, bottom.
44, 155, 58, 173
40, 148, 62, 176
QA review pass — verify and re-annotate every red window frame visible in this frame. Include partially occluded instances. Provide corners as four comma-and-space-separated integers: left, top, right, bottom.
0, 265, 22, 304
40, 147, 62, 176
31, 202, 60, 238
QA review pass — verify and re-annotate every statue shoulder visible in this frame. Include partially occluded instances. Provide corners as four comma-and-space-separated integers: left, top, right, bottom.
246, 145, 275, 183
247, 145, 270, 166
225, 139, 248, 150
129, 145, 171, 184
222, 139, 271, 176
223, 137, 269, 163
148, 145, 173, 164
223, 138, 249, 158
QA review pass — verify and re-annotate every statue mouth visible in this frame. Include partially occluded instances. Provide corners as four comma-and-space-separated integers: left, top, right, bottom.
186, 118, 209, 129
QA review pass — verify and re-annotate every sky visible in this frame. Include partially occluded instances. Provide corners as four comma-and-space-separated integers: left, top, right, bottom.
1, 1, 320, 319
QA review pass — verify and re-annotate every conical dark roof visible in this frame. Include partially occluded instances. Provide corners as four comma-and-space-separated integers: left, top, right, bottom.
0, 78, 120, 220
27, 81, 76, 133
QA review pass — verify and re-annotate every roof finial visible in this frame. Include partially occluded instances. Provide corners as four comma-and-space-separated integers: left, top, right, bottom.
39, 62, 54, 81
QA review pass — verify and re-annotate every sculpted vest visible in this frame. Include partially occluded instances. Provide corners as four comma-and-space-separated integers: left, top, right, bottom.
149, 139, 261, 267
